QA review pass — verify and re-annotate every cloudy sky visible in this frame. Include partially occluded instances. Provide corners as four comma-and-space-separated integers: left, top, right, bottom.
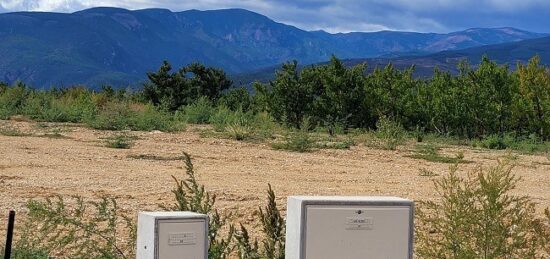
1, 0, 549, 33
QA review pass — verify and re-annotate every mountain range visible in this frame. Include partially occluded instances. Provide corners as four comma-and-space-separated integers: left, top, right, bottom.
0, 7, 548, 88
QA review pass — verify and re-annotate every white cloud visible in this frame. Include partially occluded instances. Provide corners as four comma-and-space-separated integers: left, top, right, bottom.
0, 0, 548, 32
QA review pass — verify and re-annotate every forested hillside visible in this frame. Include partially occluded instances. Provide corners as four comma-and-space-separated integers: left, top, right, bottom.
0, 7, 546, 87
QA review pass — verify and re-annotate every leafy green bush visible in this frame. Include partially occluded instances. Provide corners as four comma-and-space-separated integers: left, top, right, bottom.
417, 162, 547, 258
180, 97, 215, 124
374, 116, 406, 150
14, 196, 136, 259
218, 87, 252, 112
89, 103, 184, 132
127, 104, 185, 132
473, 133, 550, 153
0, 82, 29, 115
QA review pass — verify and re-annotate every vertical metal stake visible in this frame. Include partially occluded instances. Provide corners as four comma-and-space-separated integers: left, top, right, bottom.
4, 210, 15, 259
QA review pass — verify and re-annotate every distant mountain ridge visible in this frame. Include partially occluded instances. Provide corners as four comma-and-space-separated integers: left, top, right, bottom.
0, 7, 547, 88
234, 35, 550, 84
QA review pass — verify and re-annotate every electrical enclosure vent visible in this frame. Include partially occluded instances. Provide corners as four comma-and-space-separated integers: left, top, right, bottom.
136, 211, 208, 259
286, 196, 414, 259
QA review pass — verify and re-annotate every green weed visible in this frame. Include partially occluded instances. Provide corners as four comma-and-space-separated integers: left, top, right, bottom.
105, 134, 135, 149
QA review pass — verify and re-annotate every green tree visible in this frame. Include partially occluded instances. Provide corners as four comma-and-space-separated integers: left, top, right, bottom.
264, 61, 312, 128
143, 61, 232, 111
306, 56, 369, 130
515, 56, 550, 140
219, 87, 252, 111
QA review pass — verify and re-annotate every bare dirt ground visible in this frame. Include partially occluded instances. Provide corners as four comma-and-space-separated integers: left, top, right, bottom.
1, 119, 549, 237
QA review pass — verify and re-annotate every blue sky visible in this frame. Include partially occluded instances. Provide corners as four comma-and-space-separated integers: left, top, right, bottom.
1, 0, 549, 33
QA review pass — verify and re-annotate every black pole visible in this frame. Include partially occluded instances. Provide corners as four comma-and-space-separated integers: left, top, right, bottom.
4, 210, 15, 259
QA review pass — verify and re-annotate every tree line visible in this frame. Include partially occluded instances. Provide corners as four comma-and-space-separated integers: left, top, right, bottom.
1, 55, 549, 140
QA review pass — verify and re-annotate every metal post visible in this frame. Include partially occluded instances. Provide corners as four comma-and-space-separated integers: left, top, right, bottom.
4, 210, 15, 259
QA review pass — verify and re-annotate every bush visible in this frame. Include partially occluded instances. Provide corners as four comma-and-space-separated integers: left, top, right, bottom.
474, 133, 550, 153
475, 134, 510, 150
417, 162, 547, 258
226, 123, 253, 141
374, 116, 406, 150
127, 104, 185, 132
272, 130, 313, 152
167, 152, 234, 258
180, 97, 215, 124
14, 196, 136, 259
235, 184, 285, 259
88, 102, 132, 130
89, 103, 184, 132
218, 87, 252, 111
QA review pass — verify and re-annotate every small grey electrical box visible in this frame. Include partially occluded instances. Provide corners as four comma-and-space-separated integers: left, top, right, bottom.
285, 196, 414, 259
137, 211, 208, 259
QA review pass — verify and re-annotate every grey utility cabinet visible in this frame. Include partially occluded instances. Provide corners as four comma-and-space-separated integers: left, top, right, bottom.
285, 196, 414, 259
136, 211, 208, 259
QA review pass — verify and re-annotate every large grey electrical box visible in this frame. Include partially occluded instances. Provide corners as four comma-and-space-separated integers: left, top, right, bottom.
286, 196, 414, 259
136, 211, 208, 259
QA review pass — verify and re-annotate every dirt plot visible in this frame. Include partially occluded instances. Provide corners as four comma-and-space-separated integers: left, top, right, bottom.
1, 120, 549, 236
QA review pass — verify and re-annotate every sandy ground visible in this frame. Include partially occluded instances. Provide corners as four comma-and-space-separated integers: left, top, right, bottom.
1, 119, 549, 239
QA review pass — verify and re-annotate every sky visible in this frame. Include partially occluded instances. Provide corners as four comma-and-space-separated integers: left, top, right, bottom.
1, 0, 549, 33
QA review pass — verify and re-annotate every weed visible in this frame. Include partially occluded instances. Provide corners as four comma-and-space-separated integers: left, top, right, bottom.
407, 144, 469, 164
235, 184, 285, 259
0, 125, 30, 136
105, 134, 135, 149
226, 123, 253, 141
15, 196, 136, 258
417, 162, 546, 258
372, 116, 406, 150
272, 130, 313, 153
168, 152, 234, 258
127, 154, 185, 161
41, 127, 70, 139
418, 168, 438, 177
315, 137, 355, 150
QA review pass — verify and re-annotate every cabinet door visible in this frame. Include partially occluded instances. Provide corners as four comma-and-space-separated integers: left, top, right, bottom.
304, 205, 411, 259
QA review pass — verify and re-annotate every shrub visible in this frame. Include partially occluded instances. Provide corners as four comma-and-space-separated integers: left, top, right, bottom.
88, 102, 132, 130
0, 82, 29, 115
218, 87, 252, 111
374, 116, 406, 150
473, 133, 550, 153
272, 120, 314, 152
209, 106, 234, 131
181, 97, 215, 124
235, 184, 285, 259
14, 196, 136, 259
127, 104, 185, 132
475, 134, 509, 150
226, 123, 253, 141
167, 152, 234, 258
417, 162, 546, 258
251, 112, 277, 140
